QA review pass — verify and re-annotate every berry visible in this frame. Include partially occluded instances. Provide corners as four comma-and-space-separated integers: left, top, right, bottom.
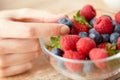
112, 20, 117, 26
97, 42, 109, 49
58, 18, 72, 29
89, 18, 96, 26
94, 16, 114, 34
71, 20, 90, 34
78, 32, 88, 38
115, 11, 120, 24
117, 37, 120, 50
60, 35, 80, 51
76, 37, 96, 56
89, 48, 108, 69
89, 28, 97, 33
63, 50, 86, 72
101, 15, 112, 20
110, 32, 120, 43
101, 34, 110, 42
89, 31, 103, 44
114, 24, 120, 34
80, 4, 96, 21
51, 48, 64, 56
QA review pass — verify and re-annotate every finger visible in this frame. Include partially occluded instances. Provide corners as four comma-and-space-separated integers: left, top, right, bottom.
0, 38, 39, 53
0, 20, 70, 38
0, 62, 32, 77
0, 51, 39, 68
0, 8, 67, 23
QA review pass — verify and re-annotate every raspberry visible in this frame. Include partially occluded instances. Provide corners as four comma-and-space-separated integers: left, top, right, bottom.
117, 37, 120, 50
60, 35, 80, 51
63, 50, 86, 72
76, 37, 96, 56
80, 4, 96, 21
71, 20, 90, 34
115, 11, 120, 24
94, 16, 114, 34
97, 42, 109, 49
89, 48, 108, 69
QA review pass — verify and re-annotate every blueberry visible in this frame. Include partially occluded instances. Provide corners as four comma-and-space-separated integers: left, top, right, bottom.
83, 63, 96, 73
78, 32, 88, 38
102, 15, 112, 20
57, 18, 72, 29
89, 31, 102, 44
89, 18, 96, 26
114, 24, 120, 34
101, 34, 110, 42
51, 48, 64, 56
89, 28, 97, 33
110, 32, 120, 43
112, 20, 117, 26
57, 60, 66, 69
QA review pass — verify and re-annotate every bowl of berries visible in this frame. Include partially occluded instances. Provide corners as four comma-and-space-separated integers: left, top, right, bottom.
39, 5, 120, 80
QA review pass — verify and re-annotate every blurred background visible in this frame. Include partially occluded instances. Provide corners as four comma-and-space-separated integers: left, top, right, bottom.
0, 0, 106, 14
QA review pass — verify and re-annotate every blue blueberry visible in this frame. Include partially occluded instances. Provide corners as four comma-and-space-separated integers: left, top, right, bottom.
51, 48, 64, 56
57, 18, 72, 29
114, 24, 120, 34
57, 60, 66, 69
78, 32, 88, 38
102, 15, 112, 20
112, 20, 117, 26
89, 28, 97, 34
89, 18, 96, 26
83, 63, 96, 73
101, 34, 110, 42
110, 32, 120, 43
89, 31, 102, 44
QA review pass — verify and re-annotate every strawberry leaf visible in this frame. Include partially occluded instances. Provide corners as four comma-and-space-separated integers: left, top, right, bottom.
74, 10, 92, 28
46, 36, 61, 50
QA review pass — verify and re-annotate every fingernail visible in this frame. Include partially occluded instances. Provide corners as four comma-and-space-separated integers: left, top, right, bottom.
61, 25, 70, 35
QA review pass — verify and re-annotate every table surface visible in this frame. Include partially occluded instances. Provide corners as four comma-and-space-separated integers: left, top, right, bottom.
0, 0, 120, 80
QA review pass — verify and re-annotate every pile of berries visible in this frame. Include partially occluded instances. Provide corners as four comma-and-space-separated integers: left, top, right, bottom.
47, 4, 120, 72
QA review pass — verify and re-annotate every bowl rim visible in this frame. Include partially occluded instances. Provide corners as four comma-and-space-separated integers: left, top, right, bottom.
39, 38, 120, 63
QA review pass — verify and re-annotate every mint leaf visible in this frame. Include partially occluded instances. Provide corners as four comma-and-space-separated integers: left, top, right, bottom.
74, 10, 92, 28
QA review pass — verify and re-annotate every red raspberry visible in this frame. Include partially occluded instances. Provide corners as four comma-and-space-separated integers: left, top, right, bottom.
117, 37, 120, 50
76, 37, 96, 56
94, 16, 114, 34
80, 4, 96, 21
115, 11, 120, 24
60, 35, 80, 51
97, 42, 109, 49
89, 48, 108, 69
71, 20, 90, 34
63, 50, 86, 72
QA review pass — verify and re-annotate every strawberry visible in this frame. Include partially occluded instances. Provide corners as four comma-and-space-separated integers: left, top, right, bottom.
117, 37, 120, 50
97, 42, 109, 49
71, 20, 90, 34
94, 16, 114, 34
63, 50, 86, 72
115, 11, 120, 24
60, 35, 80, 51
89, 48, 108, 69
80, 4, 96, 21
76, 37, 96, 56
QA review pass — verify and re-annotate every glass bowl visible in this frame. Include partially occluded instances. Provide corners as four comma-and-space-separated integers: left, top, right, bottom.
39, 9, 120, 80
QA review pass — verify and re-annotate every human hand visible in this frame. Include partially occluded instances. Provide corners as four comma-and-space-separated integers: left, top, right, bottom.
0, 8, 70, 77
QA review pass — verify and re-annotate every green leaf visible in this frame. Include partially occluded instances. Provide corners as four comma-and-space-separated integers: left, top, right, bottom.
46, 36, 61, 50
73, 10, 92, 28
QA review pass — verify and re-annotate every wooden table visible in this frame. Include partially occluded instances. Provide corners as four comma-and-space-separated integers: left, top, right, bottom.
0, 0, 120, 80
